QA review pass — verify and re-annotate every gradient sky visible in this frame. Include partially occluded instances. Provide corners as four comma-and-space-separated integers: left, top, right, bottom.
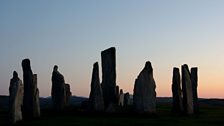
0, 0, 224, 98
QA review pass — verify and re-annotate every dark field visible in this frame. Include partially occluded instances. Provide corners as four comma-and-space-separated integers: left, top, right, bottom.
1, 104, 224, 126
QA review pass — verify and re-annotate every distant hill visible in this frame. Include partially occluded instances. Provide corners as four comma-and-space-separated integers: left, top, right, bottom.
1, 95, 224, 109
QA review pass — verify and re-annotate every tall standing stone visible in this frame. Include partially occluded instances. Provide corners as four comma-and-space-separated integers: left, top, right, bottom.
101, 47, 117, 108
51, 65, 66, 111
9, 71, 23, 124
181, 64, 193, 114
89, 62, 104, 111
115, 85, 120, 104
133, 61, 156, 113
191, 67, 199, 114
172, 68, 183, 113
22, 59, 40, 119
65, 84, 72, 106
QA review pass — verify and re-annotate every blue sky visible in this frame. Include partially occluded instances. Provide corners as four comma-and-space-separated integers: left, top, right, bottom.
0, 0, 224, 98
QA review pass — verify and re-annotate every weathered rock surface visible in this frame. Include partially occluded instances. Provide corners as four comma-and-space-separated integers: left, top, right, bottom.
51, 65, 66, 111
191, 67, 199, 114
65, 84, 72, 106
172, 67, 183, 113
9, 71, 23, 124
181, 64, 193, 114
133, 61, 156, 113
89, 62, 104, 111
101, 47, 117, 108
22, 59, 40, 119
33, 74, 40, 117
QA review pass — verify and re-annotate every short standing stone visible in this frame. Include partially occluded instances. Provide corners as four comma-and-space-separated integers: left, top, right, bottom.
172, 67, 183, 113
182, 64, 193, 114
116, 85, 120, 104
191, 67, 199, 114
118, 89, 124, 106
124, 92, 130, 107
101, 47, 117, 108
65, 84, 72, 106
133, 61, 156, 113
51, 65, 66, 111
22, 59, 40, 119
9, 71, 23, 124
89, 62, 104, 111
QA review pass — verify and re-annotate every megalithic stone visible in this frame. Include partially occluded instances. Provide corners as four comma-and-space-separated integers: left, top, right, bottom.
101, 47, 117, 108
65, 84, 72, 106
22, 59, 40, 119
118, 89, 124, 106
51, 65, 66, 111
181, 64, 193, 114
172, 67, 183, 113
9, 71, 23, 124
89, 62, 104, 111
124, 92, 130, 107
191, 67, 199, 114
133, 61, 156, 113
116, 85, 119, 104
33, 74, 40, 117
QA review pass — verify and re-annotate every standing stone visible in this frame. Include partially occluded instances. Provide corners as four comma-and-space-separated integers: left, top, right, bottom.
65, 84, 72, 106
118, 89, 124, 106
182, 64, 193, 114
124, 92, 130, 107
22, 59, 40, 119
51, 65, 66, 111
9, 71, 23, 124
115, 85, 120, 104
133, 61, 156, 113
191, 67, 199, 114
172, 68, 183, 113
101, 47, 117, 108
89, 62, 104, 111
33, 74, 40, 117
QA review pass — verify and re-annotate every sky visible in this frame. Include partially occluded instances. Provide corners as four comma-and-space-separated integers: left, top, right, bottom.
0, 0, 224, 98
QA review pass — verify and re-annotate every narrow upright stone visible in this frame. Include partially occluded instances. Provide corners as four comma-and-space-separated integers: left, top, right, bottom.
33, 74, 40, 117
51, 65, 66, 111
124, 92, 130, 107
101, 47, 117, 108
9, 71, 23, 124
133, 61, 156, 113
172, 68, 183, 113
118, 89, 124, 106
182, 64, 193, 114
191, 67, 199, 114
22, 59, 40, 119
89, 62, 104, 111
65, 84, 72, 106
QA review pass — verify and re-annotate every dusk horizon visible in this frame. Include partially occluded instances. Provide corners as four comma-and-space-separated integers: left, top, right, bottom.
1, 0, 224, 99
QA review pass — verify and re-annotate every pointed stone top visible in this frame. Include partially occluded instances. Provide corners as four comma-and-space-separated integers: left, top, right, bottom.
144, 61, 153, 72
93, 62, 99, 68
101, 47, 116, 54
13, 71, 18, 79
182, 64, 190, 73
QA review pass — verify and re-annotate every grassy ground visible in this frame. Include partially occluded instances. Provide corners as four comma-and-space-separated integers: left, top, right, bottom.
1, 105, 224, 126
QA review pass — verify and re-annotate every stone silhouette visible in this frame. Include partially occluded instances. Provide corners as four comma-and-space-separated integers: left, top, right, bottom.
191, 67, 199, 114
101, 47, 117, 108
118, 89, 124, 106
9, 71, 23, 124
124, 92, 130, 107
32, 74, 40, 117
65, 84, 72, 106
51, 65, 66, 111
115, 85, 120, 104
181, 64, 194, 114
22, 59, 40, 119
89, 62, 104, 111
172, 68, 183, 113
133, 61, 156, 113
